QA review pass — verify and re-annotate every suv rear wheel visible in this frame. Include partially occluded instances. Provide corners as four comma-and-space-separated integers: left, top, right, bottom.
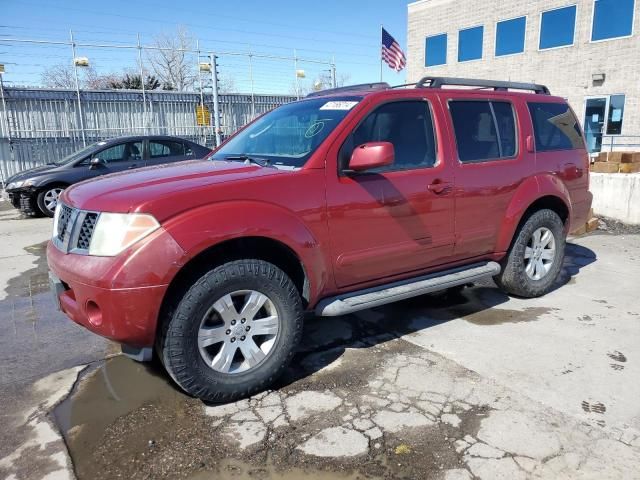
494, 209, 565, 298
158, 259, 303, 403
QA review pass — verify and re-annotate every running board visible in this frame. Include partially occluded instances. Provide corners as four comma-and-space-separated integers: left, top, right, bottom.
315, 261, 501, 317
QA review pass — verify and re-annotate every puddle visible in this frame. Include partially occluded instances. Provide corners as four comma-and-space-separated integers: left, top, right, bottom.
188, 459, 369, 480
55, 355, 187, 478
5, 241, 50, 298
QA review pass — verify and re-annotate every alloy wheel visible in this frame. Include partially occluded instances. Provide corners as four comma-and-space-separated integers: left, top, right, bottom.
524, 227, 556, 280
198, 289, 280, 374
43, 187, 64, 213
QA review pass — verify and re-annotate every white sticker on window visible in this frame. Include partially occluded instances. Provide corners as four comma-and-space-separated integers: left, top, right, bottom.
320, 101, 358, 111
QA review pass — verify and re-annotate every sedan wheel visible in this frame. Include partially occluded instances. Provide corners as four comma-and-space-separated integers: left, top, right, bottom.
36, 186, 65, 217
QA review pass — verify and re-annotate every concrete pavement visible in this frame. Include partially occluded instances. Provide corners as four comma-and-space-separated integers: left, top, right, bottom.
0, 199, 639, 479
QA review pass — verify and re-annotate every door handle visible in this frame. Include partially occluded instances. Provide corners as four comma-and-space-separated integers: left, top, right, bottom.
427, 181, 453, 194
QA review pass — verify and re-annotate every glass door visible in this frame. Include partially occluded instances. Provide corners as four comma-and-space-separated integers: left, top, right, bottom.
584, 97, 607, 153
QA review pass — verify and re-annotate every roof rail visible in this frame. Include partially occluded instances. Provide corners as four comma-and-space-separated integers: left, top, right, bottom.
306, 82, 390, 98
416, 77, 550, 95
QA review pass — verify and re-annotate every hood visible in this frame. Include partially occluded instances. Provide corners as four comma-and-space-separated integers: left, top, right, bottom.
5, 164, 58, 186
63, 159, 289, 220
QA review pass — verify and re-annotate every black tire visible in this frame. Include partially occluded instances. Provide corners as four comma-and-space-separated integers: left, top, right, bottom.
158, 259, 303, 403
36, 185, 66, 217
494, 209, 565, 298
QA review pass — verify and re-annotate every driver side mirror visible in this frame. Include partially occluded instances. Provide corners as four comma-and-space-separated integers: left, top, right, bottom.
89, 157, 105, 170
346, 142, 395, 173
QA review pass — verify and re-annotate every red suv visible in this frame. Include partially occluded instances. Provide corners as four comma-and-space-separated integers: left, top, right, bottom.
48, 77, 592, 402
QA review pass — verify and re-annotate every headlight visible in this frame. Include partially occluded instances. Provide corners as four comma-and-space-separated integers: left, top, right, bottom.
52, 203, 62, 237
6, 181, 23, 190
89, 213, 160, 257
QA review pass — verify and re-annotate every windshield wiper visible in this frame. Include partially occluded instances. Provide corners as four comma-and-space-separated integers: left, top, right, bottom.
223, 154, 272, 168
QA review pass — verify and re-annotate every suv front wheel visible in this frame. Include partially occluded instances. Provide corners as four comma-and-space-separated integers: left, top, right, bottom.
494, 209, 566, 298
158, 259, 304, 403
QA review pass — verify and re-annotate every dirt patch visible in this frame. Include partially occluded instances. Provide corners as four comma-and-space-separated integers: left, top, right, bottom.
595, 216, 640, 236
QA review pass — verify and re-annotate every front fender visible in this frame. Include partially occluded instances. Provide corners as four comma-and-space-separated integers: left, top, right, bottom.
162, 200, 330, 303
495, 174, 571, 253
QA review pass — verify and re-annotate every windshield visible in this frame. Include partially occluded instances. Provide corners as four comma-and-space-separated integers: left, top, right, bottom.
213, 96, 361, 168
54, 142, 103, 166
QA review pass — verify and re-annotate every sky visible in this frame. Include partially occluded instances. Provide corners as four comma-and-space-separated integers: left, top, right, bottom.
0, 0, 412, 94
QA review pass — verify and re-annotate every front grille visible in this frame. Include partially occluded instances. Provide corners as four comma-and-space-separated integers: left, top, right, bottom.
77, 213, 98, 250
53, 203, 99, 254
57, 204, 74, 242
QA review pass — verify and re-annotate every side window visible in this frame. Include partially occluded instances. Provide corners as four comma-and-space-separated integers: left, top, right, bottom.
528, 102, 583, 152
96, 141, 142, 163
450, 101, 517, 162
341, 101, 437, 172
149, 140, 185, 158
492, 102, 517, 157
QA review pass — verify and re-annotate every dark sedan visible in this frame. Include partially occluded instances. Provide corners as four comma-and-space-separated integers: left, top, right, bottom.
3, 135, 212, 217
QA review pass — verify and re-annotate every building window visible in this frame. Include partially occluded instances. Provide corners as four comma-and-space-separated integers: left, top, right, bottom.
449, 101, 517, 162
425, 33, 447, 66
539, 5, 577, 49
592, 0, 635, 41
606, 95, 625, 135
458, 26, 483, 62
495, 17, 527, 56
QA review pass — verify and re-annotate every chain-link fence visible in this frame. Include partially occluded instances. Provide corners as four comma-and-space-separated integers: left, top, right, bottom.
0, 31, 338, 180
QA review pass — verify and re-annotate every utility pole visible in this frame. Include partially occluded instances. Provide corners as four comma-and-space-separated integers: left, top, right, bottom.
69, 29, 86, 146
210, 53, 221, 147
137, 33, 147, 135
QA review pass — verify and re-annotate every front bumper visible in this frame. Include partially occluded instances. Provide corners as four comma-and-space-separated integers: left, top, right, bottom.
47, 227, 186, 347
6, 188, 37, 212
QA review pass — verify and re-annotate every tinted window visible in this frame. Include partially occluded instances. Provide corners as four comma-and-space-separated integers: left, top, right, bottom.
458, 26, 483, 61
606, 94, 625, 135
450, 101, 516, 162
97, 141, 143, 163
495, 17, 526, 56
493, 102, 517, 157
528, 102, 583, 151
342, 101, 437, 172
540, 5, 576, 49
149, 140, 186, 158
592, 0, 635, 41
425, 33, 447, 66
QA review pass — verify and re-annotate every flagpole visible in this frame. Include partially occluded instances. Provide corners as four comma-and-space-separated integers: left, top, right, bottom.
380, 24, 383, 82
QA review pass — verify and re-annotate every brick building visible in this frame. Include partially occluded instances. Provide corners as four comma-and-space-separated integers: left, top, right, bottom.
406, 0, 639, 154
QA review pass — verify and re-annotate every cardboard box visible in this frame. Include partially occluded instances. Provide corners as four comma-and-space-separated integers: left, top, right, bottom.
605, 152, 624, 163
586, 217, 599, 232
619, 163, 640, 174
620, 153, 636, 163
591, 162, 619, 173
597, 152, 608, 162
632, 152, 640, 164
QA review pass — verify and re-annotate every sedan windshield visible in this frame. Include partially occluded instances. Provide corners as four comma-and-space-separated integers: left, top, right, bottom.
213, 96, 361, 168
54, 142, 103, 166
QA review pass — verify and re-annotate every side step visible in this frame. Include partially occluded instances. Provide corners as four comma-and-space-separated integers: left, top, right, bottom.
315, 261, 501, 317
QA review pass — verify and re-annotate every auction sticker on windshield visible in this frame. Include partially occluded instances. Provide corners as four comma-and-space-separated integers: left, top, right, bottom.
319, 101, 358, 110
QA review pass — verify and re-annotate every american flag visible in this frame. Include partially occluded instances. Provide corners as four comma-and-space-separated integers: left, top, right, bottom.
381, 27, 406, 72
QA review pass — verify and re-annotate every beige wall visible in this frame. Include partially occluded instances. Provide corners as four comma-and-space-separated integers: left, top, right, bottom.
407, 0, 640, 148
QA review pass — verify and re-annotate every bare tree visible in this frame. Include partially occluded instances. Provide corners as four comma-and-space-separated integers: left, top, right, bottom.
147, 26, 197, 91
41, 63, 114, 89
291, 71, 350, 96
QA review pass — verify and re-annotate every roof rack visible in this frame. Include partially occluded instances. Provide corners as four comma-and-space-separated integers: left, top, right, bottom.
306, 82, 390, 98
416, 77, 550, 95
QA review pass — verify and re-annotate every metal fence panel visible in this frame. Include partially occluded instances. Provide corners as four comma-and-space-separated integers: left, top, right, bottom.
0, 87, 295, 180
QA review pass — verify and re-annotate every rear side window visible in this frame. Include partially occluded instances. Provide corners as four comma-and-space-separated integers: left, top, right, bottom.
449, 100, 517, 162
149, 140, 186, 158
528, 102, 583, 151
